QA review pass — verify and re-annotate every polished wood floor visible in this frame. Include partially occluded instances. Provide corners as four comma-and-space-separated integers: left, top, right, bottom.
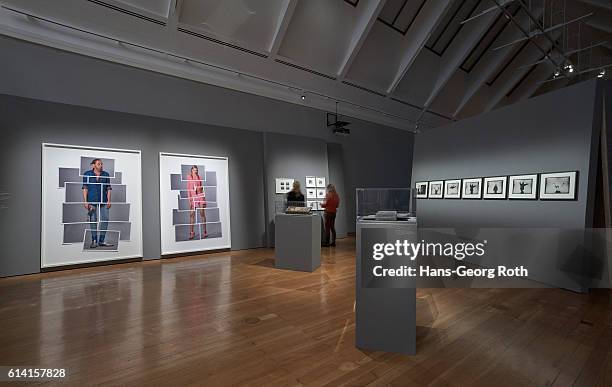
0, 237, 611, 386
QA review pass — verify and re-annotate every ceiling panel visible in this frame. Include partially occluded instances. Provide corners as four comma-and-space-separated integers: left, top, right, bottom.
179, 0, 286, 53
277, 0, 360, 75
115, 0, 172, 17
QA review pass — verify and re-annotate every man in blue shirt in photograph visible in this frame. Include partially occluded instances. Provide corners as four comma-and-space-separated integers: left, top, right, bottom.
82, 158, 113, 249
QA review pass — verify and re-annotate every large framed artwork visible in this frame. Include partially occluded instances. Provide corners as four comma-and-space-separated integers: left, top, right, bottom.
539, 171, 577, 200
508, 174, 538, 199
483, 176, 507, 199
41, 143, 143, 268
159, 152, 231, 255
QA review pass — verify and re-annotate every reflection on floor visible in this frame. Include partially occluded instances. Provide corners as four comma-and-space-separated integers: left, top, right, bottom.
0, 237, 611, 385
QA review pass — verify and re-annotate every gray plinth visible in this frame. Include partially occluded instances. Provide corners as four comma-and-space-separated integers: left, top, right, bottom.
275, 213, 321, 272
356, 218, 417, 355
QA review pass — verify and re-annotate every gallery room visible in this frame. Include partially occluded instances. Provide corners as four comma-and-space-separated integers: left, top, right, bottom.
0, 0, 611, 385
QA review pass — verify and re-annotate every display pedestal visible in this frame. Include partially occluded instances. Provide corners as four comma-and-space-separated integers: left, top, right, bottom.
355, 218, 417, 355
275, 213, 321, 272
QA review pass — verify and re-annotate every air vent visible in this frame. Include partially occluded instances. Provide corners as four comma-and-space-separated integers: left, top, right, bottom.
275, 60, 336, 80
342, 81, 387, 97
178, 28, 267, 58
86, 0, 166, 25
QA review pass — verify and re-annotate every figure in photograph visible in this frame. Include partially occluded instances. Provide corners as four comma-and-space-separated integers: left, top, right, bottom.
321, 184, 340, 247
82, 158, 112, 248
286, 180, 305, 206
187, 165, 207, 240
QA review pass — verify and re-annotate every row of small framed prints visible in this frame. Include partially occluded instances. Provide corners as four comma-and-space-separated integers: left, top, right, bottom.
415, 171, 578, 200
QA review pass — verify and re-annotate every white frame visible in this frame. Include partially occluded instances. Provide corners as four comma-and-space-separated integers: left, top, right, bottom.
415, 182, 428, 198
462, 178, 483, 199
483, 176, 508, 199
306, 176, 317, 188
306, 188, 317, 199
508, 174, 538, 199
429, 181, 443, 198
275, 178, 294, 194
41, 143, 143, 268
316, 177, 326, 188
539, 171, 577, 200
159, 152, 231, 255
444, 179, 462, 199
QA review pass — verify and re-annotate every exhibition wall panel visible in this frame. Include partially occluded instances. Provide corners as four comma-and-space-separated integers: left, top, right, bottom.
263, 132, 329, 247
0, 94, 266, 277
412, 80, 600, 229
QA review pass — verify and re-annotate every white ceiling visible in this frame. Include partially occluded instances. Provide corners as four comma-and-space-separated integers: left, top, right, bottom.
0, 0, 609, 131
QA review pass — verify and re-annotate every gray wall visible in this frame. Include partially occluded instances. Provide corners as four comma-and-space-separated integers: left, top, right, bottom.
0, 95, 266, 277
327, 143, 348, 239
412, 80, 600, 228
0, 36, 416, 277
263, 132, 329, 246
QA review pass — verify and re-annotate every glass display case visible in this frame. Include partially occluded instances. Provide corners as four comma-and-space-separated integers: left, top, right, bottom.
356, 188, 415, 221
275, 199, 312, 215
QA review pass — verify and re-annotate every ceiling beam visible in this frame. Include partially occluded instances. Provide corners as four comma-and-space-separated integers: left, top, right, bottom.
386, 0, 453, 94
268, 0, 297, 56
453, 7, 544, 118
485, 34, 559, 112
415, 0, 502, 121
502, 60, 555, 106
337, 0, 387, 79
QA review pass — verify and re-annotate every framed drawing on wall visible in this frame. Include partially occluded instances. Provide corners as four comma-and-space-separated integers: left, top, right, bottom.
159, 152, 231, 255
316, 177, 326, 188
508, 174, 538, 199
462, 178, 482, 199
306, 188, 316, 199
306, 176, 316, 188
483, 176, 507, 199
444, 179, 461, 199
275, 178, 294, 194
539, 171, 577, 200
429, 181, 443, 199
415, 182, 428, 198
41, 143, 143, 268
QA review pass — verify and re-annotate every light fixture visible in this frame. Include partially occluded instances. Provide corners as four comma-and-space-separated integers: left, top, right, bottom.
564, 63, 574, 73
300, 94, 306, 101
554, 69, 561, 78
598, 69, 606, 78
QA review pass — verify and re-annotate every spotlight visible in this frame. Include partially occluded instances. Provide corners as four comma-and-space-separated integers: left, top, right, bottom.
554, 69, 561, 78
564, 63, 574, 73
300, 94, 306, 101
598, 69, 606, 78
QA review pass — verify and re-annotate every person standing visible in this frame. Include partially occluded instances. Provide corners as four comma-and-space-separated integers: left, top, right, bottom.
82, 158, 112, 248
187, 165, 207, 240
286, 180, 305, 206
321, 184, 339, 247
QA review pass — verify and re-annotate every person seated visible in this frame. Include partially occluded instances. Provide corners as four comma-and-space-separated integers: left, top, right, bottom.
286, 180, 305, 207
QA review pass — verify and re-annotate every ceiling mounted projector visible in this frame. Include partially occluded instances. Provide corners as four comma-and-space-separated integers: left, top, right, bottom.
327, 102, 351, 136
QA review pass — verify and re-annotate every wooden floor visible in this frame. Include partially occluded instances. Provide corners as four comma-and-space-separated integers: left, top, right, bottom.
0, 237, 611, 386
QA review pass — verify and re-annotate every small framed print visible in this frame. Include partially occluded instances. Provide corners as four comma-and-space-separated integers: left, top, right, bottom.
444, 179, 461, 199
508, 174, 538, 199
483, 176, 507, 199
306, 176, 316, 188
306, 188, 316, 199
316, 188, 326, 199
415, 182, 428, 198
307, 200, 318, 210
539, 171, 577, 200
275, 178, 294, 194
316, 177, 326, 188
462, 178, 482, 199
429, 181, 443, 199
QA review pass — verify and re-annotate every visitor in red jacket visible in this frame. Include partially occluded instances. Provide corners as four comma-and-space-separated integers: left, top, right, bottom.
321, 184, 340, 247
